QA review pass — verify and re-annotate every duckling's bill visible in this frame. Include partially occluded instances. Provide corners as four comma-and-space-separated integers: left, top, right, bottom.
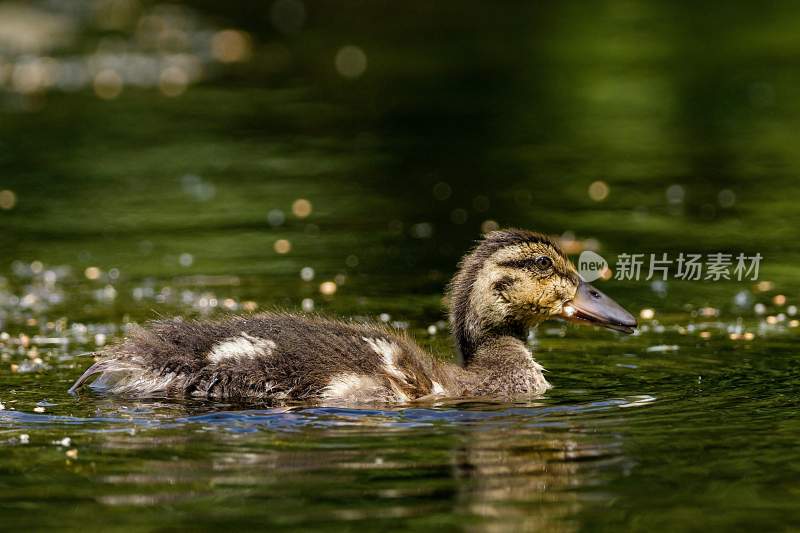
560, 281, 637, 334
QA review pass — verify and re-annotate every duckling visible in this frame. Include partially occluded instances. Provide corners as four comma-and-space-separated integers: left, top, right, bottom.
69, 229, 636, 403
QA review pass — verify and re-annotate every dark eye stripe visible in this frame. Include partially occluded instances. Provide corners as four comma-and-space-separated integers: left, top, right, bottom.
498, 258, 538, 269
498, 257, 554, 271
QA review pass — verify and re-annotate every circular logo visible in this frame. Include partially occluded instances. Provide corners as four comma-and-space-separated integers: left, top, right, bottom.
577, 250, 608, 282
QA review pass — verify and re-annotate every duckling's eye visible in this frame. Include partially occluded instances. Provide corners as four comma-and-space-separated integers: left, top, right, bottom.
534, 256, 553, 270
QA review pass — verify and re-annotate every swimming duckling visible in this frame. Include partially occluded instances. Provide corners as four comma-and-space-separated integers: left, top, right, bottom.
69, 229, 636, 403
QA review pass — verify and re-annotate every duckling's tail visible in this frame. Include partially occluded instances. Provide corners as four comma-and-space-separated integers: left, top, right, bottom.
68, 359, 101, 393
68, 359, 142, 394
68, 322, 195, 396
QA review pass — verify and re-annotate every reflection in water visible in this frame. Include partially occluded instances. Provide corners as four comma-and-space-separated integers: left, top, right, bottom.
457, 432, 586, 532
453, 404, 636, 533
0, 401, 636, 530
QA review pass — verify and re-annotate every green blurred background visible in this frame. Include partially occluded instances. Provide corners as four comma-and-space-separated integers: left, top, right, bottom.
2, 0, 799, 309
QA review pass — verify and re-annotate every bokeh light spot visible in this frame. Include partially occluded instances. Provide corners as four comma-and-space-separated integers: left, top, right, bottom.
666, 184, 685, 204
274, 239, 292, 254
718, 189, 736, 208
93, 69, 123, 99
335, 45, 367, 79
267, 209, 285, 226
410, 222, 433, 239
0, 190, 17, 210
84, 266, 101, 280
211, 29, 252, 63
319, 281, 337, 296
450, 208, 468, 225
292, 198, 312, 218
432, 182, 452, 200
300, 266, 315, 281
588, 180, 609, 202
12, 60, 47, 94
755, 281, 774, 292
481, 220, 499, 233
159, 66, 188, 97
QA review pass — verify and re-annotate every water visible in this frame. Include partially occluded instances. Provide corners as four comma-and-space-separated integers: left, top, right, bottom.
2, 1, 800, 530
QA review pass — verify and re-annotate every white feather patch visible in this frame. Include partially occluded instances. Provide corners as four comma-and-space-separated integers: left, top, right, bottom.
207, 332, 276, 364
431, 381, 446, 395
323, 373, 381, 401
362, 337, 406, 382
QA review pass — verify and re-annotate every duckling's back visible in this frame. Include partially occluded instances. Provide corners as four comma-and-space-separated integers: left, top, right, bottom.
69, 313, 451, 403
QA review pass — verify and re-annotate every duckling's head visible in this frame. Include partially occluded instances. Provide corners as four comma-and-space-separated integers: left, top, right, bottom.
447, 229, 636, 365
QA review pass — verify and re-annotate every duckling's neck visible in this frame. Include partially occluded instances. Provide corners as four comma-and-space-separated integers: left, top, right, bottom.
449, 277, 534, 366
457, 334, 550, 397
447, 237, 535, 366
467, 322, 529, 359
447, 253, 549, 395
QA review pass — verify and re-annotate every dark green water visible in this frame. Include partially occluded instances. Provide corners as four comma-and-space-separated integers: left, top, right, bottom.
2, 1, 800, 531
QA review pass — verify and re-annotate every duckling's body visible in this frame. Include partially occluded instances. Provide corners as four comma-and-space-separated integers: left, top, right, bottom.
69, 313, 546, 402
70, 229, 636, 403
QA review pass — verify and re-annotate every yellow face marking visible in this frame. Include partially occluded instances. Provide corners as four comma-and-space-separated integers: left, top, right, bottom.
481, 242, 581, 324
